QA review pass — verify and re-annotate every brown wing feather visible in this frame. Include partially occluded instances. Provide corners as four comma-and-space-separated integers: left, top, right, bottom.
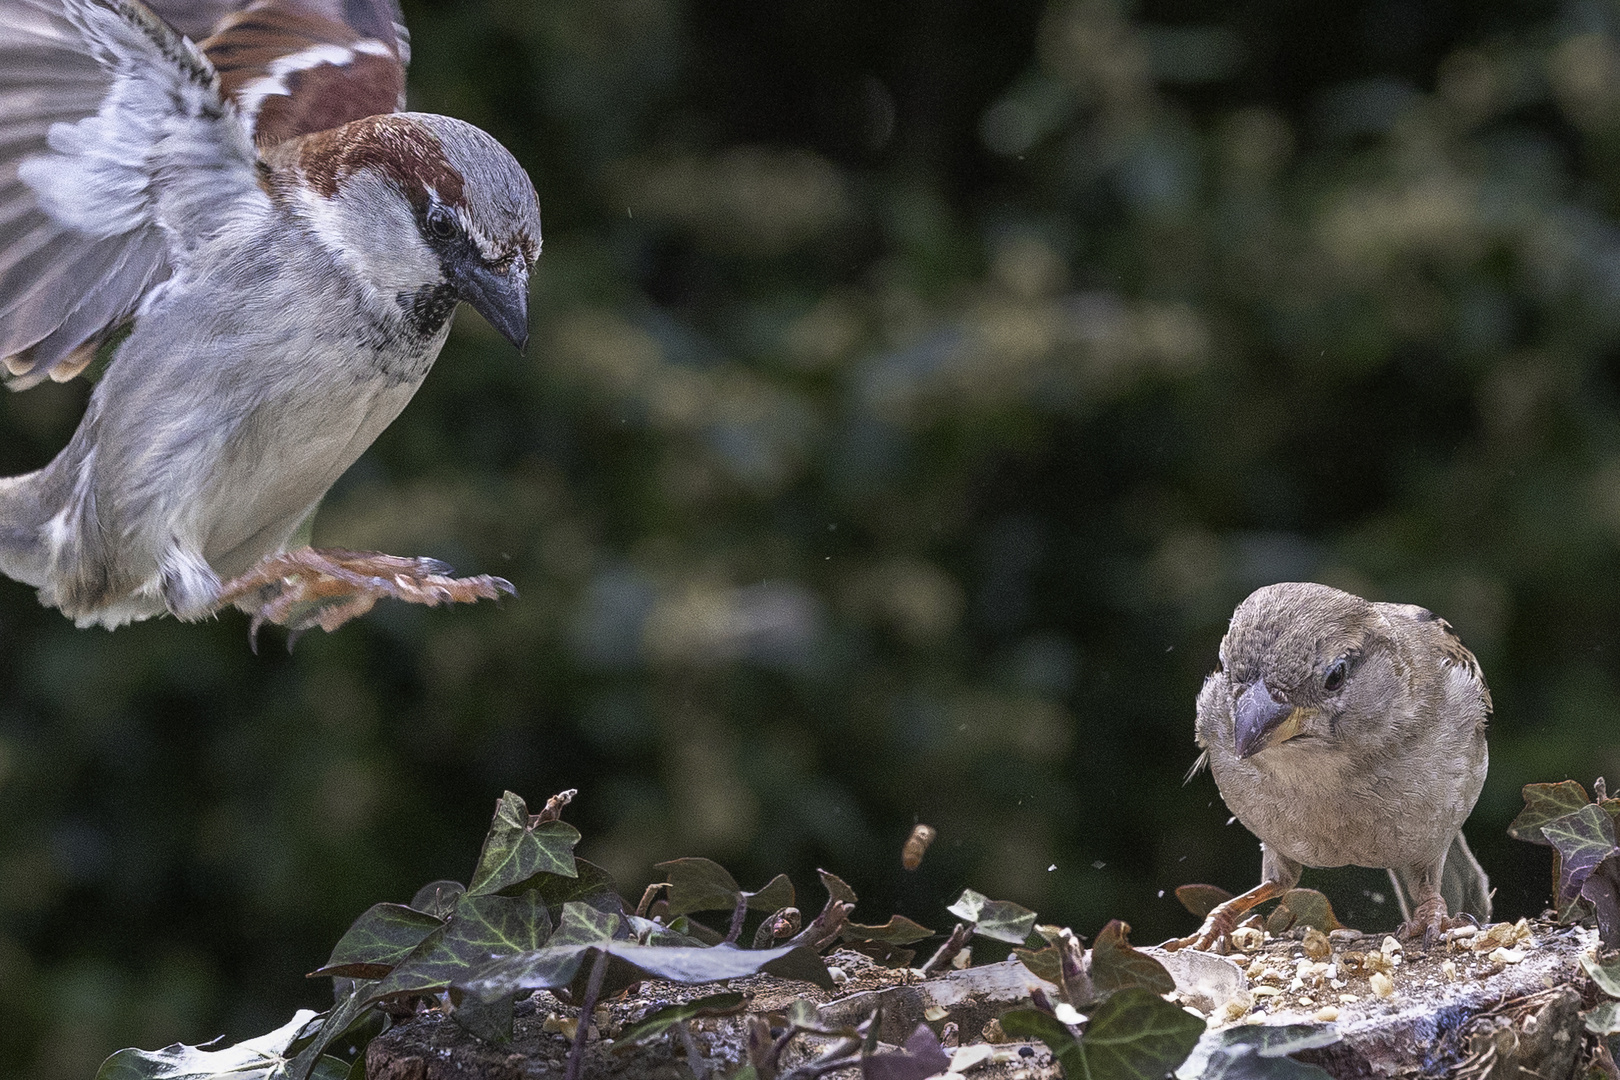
199, 0, 406, 145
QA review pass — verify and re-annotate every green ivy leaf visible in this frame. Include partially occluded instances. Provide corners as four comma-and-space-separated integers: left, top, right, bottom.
842, 916, 935, 946
531, 858, 620, 914
999, 1008, 1082, 1076
613, 992, 747, 1048
457, 902, 833, 1001
450, 991, 515, 1045
409, 881, 465, 919
1090, 920, 1174, 999
947, 888, 1037, 944
1174, 885, 1232, 919
1581, 951, 1620, 998
468, 792, 580, 896
368, 891, 551, 1002
312, 903, 445, 979
1012, 944, 1063, 986
286, 984, 378, 1080
1075, 986, 1205, 1080
1543, 804, 1618, 902
656, 858, 743, 916
96, 1010, 320, 1080
1509, 781, 1591, 845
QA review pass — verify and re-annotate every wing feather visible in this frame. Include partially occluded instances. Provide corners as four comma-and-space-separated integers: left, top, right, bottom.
200, 0, 406, 144
0, 0, 265, 386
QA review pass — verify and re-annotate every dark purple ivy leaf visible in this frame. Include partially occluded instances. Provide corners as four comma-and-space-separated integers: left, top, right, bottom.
861, 1024, 950, 1080
1583, 851, 1620, 949
1543, 804, 1618, 901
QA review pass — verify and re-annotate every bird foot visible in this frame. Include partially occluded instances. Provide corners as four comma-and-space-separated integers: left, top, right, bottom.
1163, 879, 1290, 954
1396, 894, 1453, 952
216, 546, 514, 649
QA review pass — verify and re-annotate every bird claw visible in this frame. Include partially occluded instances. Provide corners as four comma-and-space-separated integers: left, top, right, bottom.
1397, 895, 1453, 953
218, 546, 514, 648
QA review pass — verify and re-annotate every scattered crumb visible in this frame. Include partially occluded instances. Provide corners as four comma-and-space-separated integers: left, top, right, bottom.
1368, 972, 1394, 998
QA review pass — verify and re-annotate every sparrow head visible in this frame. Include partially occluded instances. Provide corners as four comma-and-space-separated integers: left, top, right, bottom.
1214, 582, 1406, 760
286, 112, 542, 349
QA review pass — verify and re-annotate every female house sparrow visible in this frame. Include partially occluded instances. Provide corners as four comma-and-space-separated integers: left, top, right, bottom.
0, 0, 541, 640
1170, 582, 1492, 950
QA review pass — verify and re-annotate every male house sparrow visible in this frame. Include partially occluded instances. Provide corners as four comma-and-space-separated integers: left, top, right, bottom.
1170, 582, 1492, 950
0, 0, 541, 640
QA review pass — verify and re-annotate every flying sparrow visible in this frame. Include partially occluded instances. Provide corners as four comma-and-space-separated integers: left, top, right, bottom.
0, 0, 540, 642
1169, 582, 1492, 951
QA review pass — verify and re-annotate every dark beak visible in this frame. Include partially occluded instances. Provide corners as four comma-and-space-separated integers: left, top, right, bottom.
1234, 678, 1297, 759
455, 260, 530, 352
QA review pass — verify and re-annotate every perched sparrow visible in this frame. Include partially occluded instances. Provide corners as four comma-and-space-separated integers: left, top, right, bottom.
0, 0, 540, 641
1170, 582, 1491, 950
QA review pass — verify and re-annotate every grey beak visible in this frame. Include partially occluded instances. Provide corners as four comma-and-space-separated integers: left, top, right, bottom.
1234, 679, 1293, 759
456, 261, 530, 352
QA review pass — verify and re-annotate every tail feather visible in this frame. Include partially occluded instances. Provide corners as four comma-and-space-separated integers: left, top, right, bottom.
0, 468, 48, 589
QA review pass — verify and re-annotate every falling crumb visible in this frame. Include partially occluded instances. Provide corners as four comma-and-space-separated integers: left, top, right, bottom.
1314, 1006, 1339, 1021
1338, 994, 1359, 1003
1489, 947, 1525, 964
828, 966, 848, 985
924, 1005, 949, 1022
1251, 986, 1282, 997
1369, 972, 1394, 998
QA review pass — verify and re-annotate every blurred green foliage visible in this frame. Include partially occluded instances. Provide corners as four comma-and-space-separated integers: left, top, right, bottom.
4, 0, 1620, 1074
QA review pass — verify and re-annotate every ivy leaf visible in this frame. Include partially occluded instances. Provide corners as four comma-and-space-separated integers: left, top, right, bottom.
1543, 804, 1618, 902
286, 984, 378, 1080
842, 916, 935, 946
1074, 986, 1205, 1080
1177, 1023, 1338, 1079
1175, 885, 1233, 919
1274, 889, 1340, 933
656, 858, 742, 916
998, 1008, 1083, 1077
457, 902, 833, 1001
1588, 1001, 1620, 1035
1090, 920, 1174, 999
613, 992, 747, 1049
1509, 781, 1591, 845
862, 1024, 951, 1080
368, 891, 551, 1002
312, 904, 445, 979
1584, 852, 1620, 949
1013, 944, 1063, 986
531, 858, 620, 914
748, 873, 795, 912
409, 881, 465, 920
1583, 951, 1620, 998
96, 1010, 320, 1080
449, 991, 514, 1045
468, 792, 580, 896
947, 888, 1037, 944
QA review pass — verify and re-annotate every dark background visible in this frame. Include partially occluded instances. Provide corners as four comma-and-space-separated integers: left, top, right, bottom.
2, 0, 1615, 1074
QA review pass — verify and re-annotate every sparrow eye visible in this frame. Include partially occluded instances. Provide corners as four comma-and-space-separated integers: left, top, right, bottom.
1323, 660, 1348, 693
426, 206, 458, 241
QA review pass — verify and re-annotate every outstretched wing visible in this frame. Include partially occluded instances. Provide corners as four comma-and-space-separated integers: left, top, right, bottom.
197, 0, 407, 145
0, 0, 264, 387
0, 0, 408, 389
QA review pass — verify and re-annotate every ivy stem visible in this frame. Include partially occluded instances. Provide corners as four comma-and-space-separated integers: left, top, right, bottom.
564, 949, 609, 1080
725, 891, 750, 944
920, 922, 972, 974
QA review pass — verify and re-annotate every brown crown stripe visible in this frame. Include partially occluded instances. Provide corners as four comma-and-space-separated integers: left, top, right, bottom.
297, 114, 465, 207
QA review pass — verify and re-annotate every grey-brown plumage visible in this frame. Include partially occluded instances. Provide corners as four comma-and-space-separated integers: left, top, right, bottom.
1171, 582, 1491, 951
